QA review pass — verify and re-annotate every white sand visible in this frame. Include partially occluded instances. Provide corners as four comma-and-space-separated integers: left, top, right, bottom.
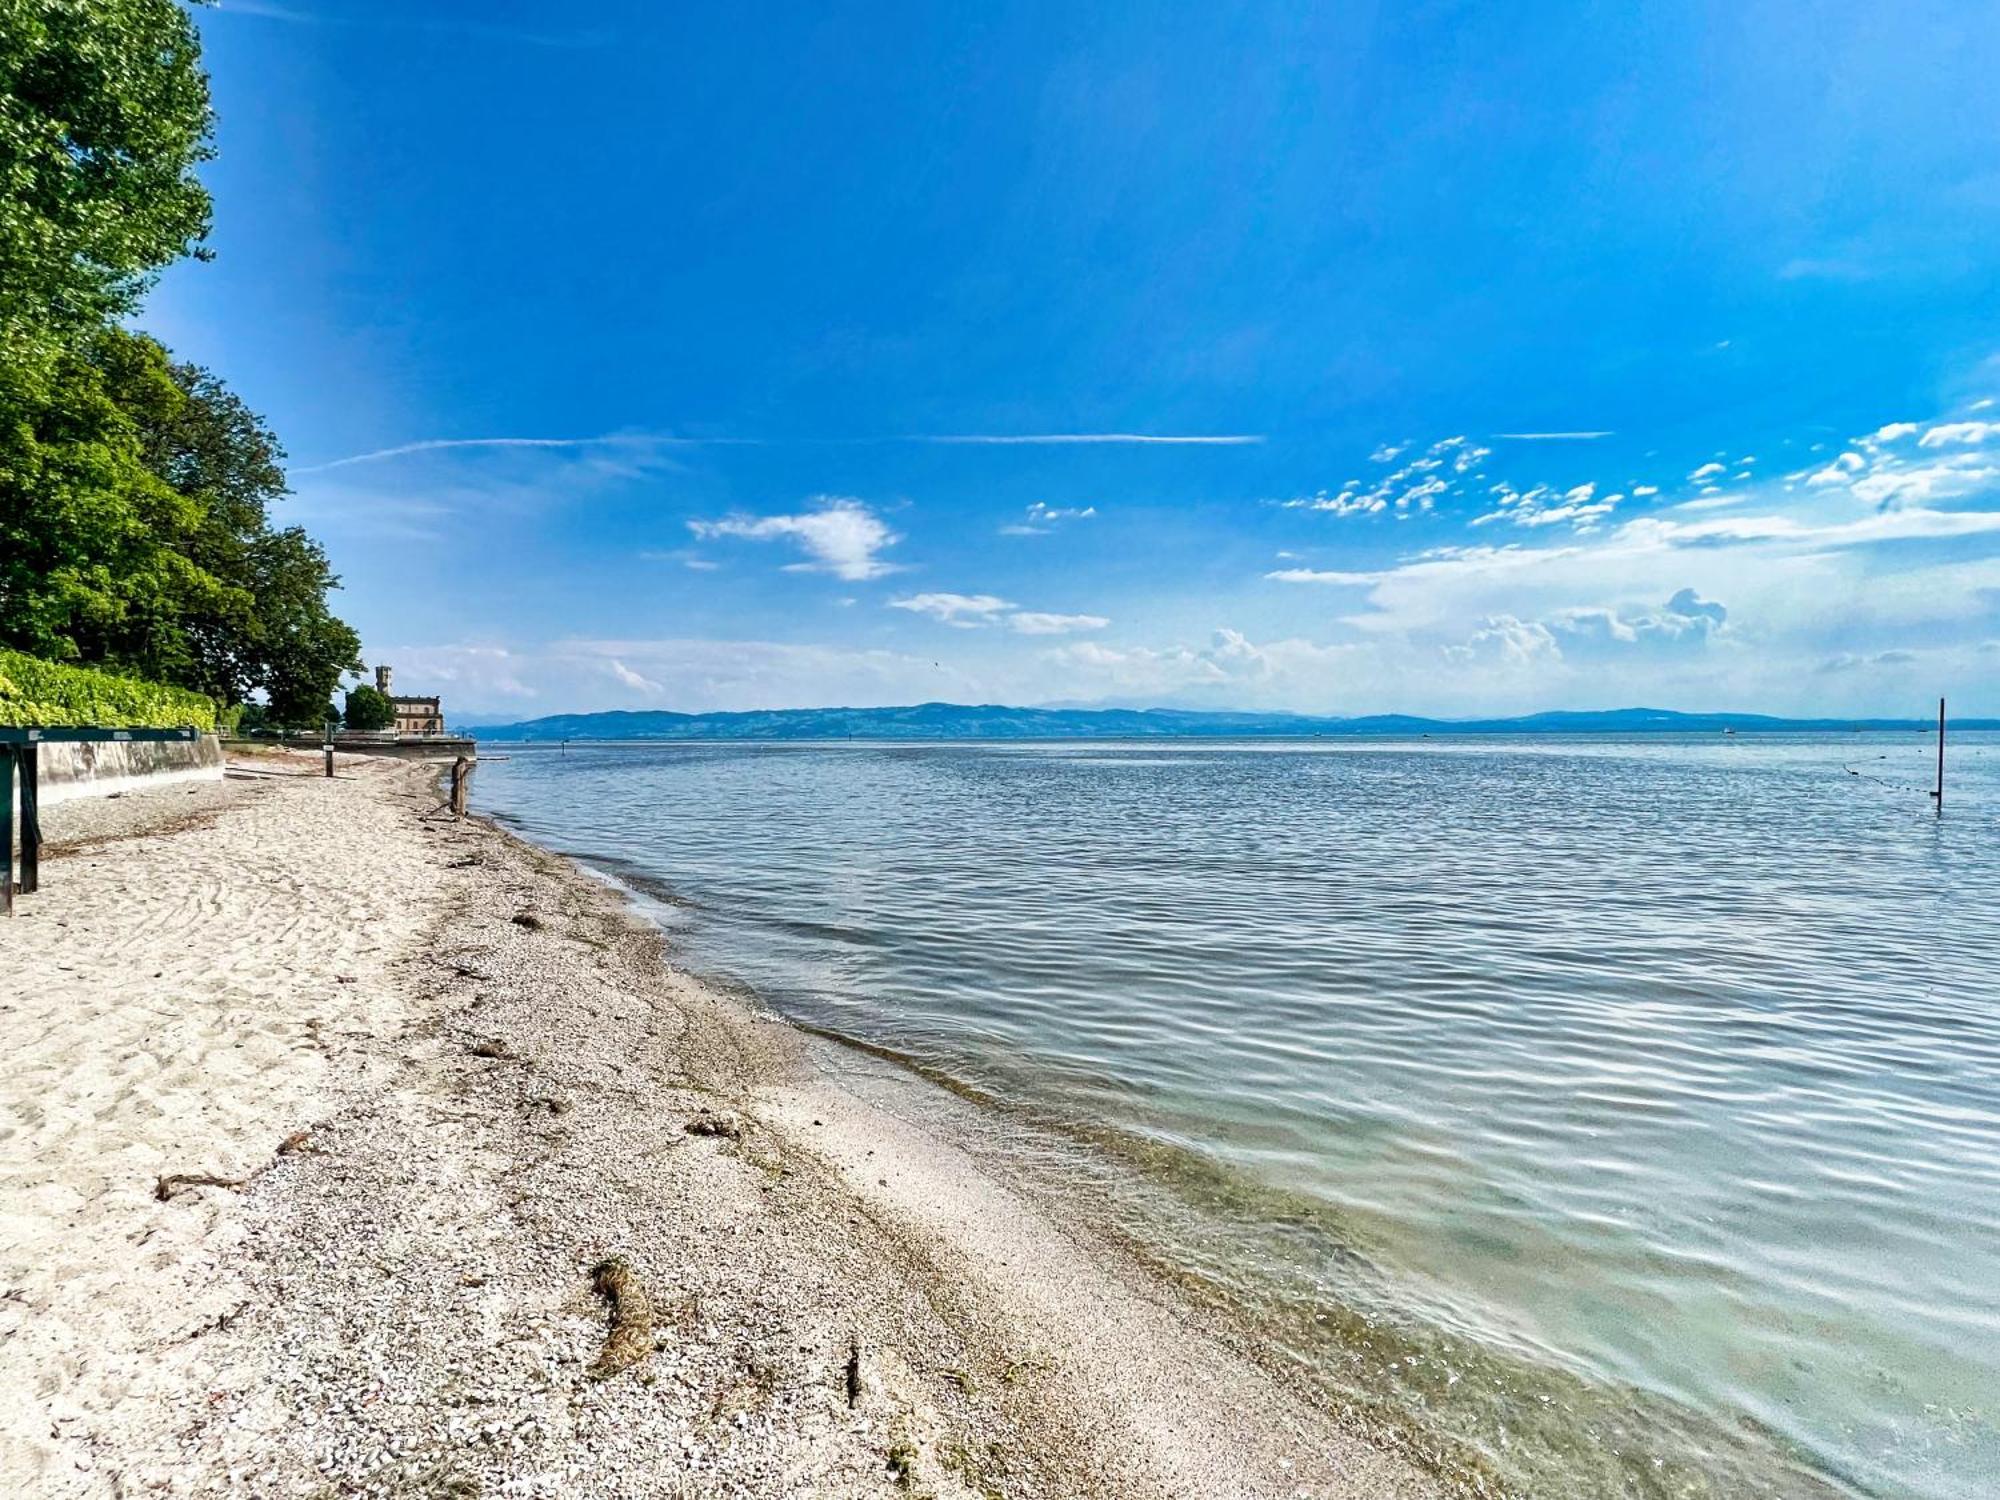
0, 756, 1447, 1498
1, 754, 445, 1489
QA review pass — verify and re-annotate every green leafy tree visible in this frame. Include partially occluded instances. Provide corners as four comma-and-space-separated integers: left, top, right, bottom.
1, 0, 221, 681
0, 326, 361, 712
0, 0, 214, 340
344, 683, 395, 731
0, 329, 240, 676
256, 529, 363, 726
0, 3, 362, 724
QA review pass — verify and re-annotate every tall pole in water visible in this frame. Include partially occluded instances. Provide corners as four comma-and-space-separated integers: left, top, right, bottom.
1934, 697, 1945, 814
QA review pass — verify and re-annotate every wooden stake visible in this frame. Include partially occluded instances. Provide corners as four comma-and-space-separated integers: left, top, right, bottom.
1934, 697, 1945, 814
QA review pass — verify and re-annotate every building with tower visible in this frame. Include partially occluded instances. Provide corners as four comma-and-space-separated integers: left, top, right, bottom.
374, 664, 444, 737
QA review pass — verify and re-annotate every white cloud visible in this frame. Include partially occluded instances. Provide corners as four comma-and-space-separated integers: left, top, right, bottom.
1815, 649, 1920, 675
1474, 480, 1621, 531
923, 433, 1261, 445
1276, 437, 1487, 521
1445, 616, 1561, 665
397, 638, 975, 718
1690, 462, 1726, 481
1003, 500, 1099, 536
604, 658, 663, 694
1918, 421, 2000, 448
1007, 612, 1110, 635
1041, 628, 1286, 697
1266, 568, 1382, 585
889, 592, 1014, 626
690, 497, 902, 580
890, 593, 1107, 634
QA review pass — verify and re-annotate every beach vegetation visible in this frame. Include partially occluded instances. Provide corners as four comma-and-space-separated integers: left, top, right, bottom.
0, 647, 215, 729
0, 0, 360, 725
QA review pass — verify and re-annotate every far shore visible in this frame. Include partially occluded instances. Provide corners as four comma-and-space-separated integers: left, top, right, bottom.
1, 748, 1445, 1499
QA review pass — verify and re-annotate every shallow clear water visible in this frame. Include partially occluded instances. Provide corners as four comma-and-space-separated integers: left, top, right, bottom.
478, 733, 2000, 1498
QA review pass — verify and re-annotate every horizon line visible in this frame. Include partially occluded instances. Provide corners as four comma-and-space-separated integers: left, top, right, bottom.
452, 701, 1980, 728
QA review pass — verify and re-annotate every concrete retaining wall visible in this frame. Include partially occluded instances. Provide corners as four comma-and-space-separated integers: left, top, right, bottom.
35, 734, 226, 808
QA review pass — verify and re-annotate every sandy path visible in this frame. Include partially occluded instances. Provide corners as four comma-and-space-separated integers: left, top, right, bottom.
0, 756, 448, 1490
0, 759, 1447, 1499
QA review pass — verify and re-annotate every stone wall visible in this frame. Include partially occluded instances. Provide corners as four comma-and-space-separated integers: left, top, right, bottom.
34, 734, 226, 808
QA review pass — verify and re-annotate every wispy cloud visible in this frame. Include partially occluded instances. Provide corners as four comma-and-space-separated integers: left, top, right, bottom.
638, 548, 721, 572
690, 497, 901, 581
890, 593, 1108, 634
920, 433, 1262, 445
1266, 568, 1382, 585
890, 592, 1014, 626
999, 500, 1098, 536
291, 433, 744, 475
213, 1, 611, 48
1008, 611, 1110, 635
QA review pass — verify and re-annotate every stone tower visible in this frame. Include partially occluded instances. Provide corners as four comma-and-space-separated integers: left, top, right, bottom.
376, 664, 393, 694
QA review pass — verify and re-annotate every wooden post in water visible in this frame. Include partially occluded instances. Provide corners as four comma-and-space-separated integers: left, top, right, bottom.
1934, 697, 1945, 814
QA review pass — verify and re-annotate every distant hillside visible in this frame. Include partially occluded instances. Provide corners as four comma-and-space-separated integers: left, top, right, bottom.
464, 703, 1994, 741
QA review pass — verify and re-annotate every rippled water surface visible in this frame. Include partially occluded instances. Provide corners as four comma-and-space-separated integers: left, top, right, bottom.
479, 734, 2000, 1498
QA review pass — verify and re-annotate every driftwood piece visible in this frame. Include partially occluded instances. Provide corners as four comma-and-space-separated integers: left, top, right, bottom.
155, 1171, 249, 1202
588, 1256, 655, 1379
156, 1128, 319, 1200
684, 1109, 744, 1140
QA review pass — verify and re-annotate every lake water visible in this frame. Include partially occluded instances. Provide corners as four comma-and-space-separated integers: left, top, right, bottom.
476, 733, 2000, 1499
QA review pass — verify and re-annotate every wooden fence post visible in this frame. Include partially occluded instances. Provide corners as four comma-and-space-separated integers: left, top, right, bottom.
18, 743, 38, 895
1, 746, 15, 917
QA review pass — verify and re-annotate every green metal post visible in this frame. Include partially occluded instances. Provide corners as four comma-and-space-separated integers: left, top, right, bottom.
18, 744, 37, 894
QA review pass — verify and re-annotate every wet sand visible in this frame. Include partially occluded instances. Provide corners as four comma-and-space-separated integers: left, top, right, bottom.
0, 751, 1445, 1498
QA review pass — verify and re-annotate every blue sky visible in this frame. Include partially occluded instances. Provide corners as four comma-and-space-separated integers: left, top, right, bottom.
148, 0, 2000, 718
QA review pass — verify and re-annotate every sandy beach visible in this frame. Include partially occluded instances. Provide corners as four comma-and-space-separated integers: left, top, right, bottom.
0, 751, 1445, 1499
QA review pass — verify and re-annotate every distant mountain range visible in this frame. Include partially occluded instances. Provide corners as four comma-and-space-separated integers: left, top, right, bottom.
464, 703, 1994, 741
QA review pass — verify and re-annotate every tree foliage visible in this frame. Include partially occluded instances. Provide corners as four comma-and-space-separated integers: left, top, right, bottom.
0, 6, 362, 728
0, 328, 362, 718
343, 683, 395, 731
0, 0, 214, 339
